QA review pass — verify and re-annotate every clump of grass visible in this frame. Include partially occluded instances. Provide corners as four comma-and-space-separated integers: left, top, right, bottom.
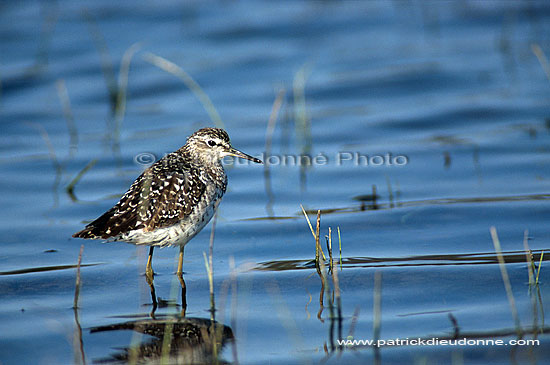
143, 52, 225, 130
32, 3, 57, 74
332, 251, 342, 346
264, 89, 286, 217
521, 229, 544, 286
26, 122, 65, 206
522, 229, 545, 335
448, 313, 460, 339
385, 175, 394, 208
113, 42, 141, 153
229, 257, 239, 365
315, 210, 321, 274
490, 226, 523, 338
73, 245, 84, 309
536, 251, 544, 285
55, 79, 78, 156
82, 9, 118, 112
347, 306, 360, 341
300, 205, 344, 350
293, 63, 312, 191
66, 159, 98, 201
83, 11, 140, 152
326, 227, 333, 273
353, 185, 380, 210
72, 245, 85, 365
337, 226, 342, 270
204, 212, 217, 320
532, 44, 550, 82
160, 320, 174, 364
266, 280, 307, 362
523, 230, 535, 287
300, 205, 327, 271
202, 212, 219, 363
293, 64, 312, 152
373, 271, 382, 346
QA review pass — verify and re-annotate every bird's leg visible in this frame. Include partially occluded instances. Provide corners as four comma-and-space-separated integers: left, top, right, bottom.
144, 246, 157, 317
176, 245, 187, 316
149, 280, 158, 318
180, 274, 187, 317
146, 246, 155, 285
176, 245, 184, 278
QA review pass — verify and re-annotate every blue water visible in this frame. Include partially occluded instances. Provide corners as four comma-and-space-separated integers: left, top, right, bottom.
2, 1, 550, 364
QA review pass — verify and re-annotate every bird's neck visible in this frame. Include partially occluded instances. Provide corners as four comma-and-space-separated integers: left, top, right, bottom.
180, 145, 226, 189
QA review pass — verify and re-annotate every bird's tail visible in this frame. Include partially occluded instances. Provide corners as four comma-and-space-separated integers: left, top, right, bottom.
72, 227, 97, 239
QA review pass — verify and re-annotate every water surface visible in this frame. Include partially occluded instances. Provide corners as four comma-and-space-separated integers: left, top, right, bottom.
1, 1, 550, 364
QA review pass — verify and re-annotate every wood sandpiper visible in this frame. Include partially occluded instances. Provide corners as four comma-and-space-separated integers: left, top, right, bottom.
73, 127, 262, 284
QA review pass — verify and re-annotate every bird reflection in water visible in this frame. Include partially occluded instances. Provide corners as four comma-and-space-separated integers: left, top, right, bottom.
89, 272, 233, 364
90, 315, 233, 364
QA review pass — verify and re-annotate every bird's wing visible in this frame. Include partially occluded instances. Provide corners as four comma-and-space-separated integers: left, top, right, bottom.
73, 155, 206, 239
143, 161, 206, 231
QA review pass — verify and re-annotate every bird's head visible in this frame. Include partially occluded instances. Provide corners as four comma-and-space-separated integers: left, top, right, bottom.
185, 128, 262, 164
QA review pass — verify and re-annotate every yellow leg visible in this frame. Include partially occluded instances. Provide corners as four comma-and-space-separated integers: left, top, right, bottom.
146, 246, 154, 284
176, 245, 184, 277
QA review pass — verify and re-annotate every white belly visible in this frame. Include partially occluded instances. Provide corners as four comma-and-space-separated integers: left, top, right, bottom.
118, 190, 222, 248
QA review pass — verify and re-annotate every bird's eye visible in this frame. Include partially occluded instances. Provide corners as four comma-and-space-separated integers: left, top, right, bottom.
207, 140, 217, 147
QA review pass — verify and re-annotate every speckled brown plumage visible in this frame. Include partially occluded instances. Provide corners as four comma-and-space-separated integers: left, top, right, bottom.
74, 153, 208, 239
73, 128, 261, 249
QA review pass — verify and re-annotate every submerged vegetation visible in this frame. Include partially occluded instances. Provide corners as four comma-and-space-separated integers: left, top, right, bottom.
277, 209, 549, 358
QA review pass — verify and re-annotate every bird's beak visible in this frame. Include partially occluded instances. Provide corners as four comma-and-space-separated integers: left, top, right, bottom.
226, 147, 263, 164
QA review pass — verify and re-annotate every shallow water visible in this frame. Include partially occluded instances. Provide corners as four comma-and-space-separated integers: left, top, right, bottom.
2, 1, 550, 364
